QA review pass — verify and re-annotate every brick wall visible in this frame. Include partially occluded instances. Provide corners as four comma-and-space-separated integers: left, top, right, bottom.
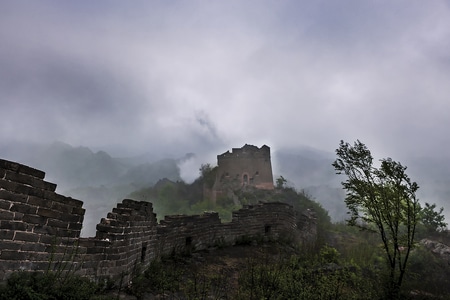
0, 159, 84, 280
0, 158, 314, 284
213, 145, 274, 195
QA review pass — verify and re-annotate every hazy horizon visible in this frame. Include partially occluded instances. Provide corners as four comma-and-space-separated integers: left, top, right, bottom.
1, 1, 450, 229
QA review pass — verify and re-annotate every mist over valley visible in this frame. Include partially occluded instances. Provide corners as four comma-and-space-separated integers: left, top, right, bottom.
2, 140, 448, 237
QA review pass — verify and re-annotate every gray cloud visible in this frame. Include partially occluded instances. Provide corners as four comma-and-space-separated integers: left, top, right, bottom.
1, 1, 450, 160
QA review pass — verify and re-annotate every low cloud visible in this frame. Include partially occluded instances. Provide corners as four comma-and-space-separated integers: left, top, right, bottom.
1, 1, 449, 161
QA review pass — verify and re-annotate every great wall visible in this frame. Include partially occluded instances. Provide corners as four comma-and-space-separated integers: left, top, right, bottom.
0, 156, 316, 284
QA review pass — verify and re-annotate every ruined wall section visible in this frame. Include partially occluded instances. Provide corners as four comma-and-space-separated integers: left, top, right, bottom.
0, 159, 85, 280
156, 212, 222, 255
76, 199, 159, 283
0, 158, 311, 284
154, 202, 297, 254
230, 202, 297, 241
214, 145, 274, 198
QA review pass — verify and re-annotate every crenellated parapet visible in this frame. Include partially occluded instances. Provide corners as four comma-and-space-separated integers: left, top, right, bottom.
0, 159, 85, 280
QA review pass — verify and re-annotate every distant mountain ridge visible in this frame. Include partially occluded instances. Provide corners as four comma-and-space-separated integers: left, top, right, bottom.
0, 141, 182, 192
1, 141, 448, 235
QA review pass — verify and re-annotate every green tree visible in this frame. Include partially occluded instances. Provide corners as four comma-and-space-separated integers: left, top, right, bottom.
158, 183, 185, 215
332, 140, 420, 298
275, 176, 287, 189
199, 163, 217, 189
420, 202, 447, 233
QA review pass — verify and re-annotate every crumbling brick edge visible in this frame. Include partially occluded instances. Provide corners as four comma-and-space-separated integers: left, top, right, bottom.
0, 158, 315, 284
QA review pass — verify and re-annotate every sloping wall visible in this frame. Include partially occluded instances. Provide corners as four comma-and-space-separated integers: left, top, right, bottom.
0, 158, 312, 284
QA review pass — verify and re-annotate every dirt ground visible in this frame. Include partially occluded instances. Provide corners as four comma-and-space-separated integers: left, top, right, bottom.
107, 243, 298, 299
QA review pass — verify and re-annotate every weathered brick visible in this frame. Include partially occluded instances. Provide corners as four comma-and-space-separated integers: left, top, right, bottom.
27, 252, 51, 261
58, 229, 80, 238
39, 234, 55, 245
86, 247, 105, 254
110, 234, 126, 241
112, 207, 132, 215
38, 227, 78, 238
0, 261, 25, 273
33, 225, 56, 235
4, 171, 56, 191
0, 250, 29, 260
0, 189, 28, 203
23, 214, 46, 225
0, 229, 14, 240
26, 187, 45, 198
96, 223, 111, 233
37, 207, 61, 219
66, 214, 83, 223
0, 160, 21, 173
13, 212, 24, 220
10, 203, 37, 214
0, 221, 28, 231
5, 171, 35, 187
81, 259, 102, 269
27, 196, 51, 208
44, 191, 64, 202
47, 218, 69, 229
59, 212, 79, 224
0, 209, 14, 220
0, 199, 11, 210
30, 261, 50, 271
14, 183, 34, 196
0, 240, 23, 251
46, 253, 65, 263
51, 201, 73, 214
20, 165, 45, 179
68, 222, 82, 231
42, 181, 57, 192
71, 207, 85, 216
44, 192, 83, 208
78, 238, 95, 248
64, 197, 83, 208
14, 231, 40, 242
21, 242, 46, 252
0, 159, 45, 179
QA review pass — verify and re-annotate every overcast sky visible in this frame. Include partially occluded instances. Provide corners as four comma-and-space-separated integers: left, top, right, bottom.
1, 1, 450, 163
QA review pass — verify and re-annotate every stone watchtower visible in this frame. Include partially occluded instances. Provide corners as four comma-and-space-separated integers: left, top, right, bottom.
212, 144, 274, 199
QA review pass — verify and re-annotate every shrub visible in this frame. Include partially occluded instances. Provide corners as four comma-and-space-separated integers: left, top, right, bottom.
0, 271, 99, 300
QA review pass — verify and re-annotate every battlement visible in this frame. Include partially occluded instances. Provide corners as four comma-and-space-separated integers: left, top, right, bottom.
218, 144, 271, 160
0, 158, 314, 283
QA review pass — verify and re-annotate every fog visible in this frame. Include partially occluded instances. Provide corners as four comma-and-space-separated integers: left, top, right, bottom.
2, 1, 450, 158
1, 1, 450, 231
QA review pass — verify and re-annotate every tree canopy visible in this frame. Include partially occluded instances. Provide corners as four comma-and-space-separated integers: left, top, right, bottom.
420, 202, 447, 233
332, 140, 420, 298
